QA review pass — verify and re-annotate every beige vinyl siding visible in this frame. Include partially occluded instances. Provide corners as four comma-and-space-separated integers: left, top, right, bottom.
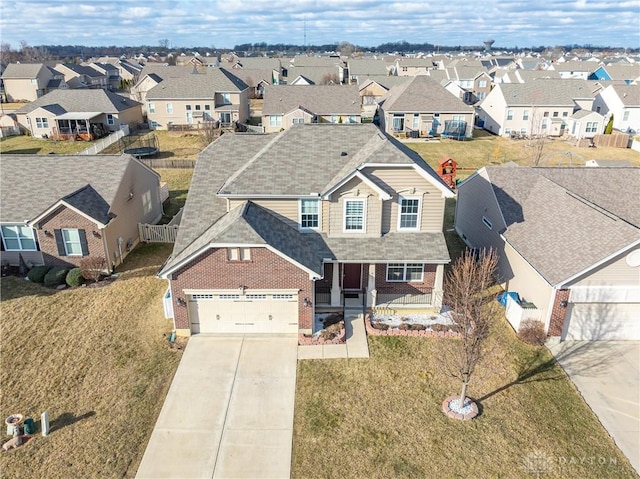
569, 247, 640, 287
240, 199, 302, 229
366, 168, 445, 232
328, 177, 380, 238
455, 171, 506, 248
102, 160, 162, 268
115, 106, 144, 130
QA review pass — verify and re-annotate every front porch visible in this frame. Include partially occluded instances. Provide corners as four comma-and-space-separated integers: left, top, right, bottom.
314, 262, 437, 310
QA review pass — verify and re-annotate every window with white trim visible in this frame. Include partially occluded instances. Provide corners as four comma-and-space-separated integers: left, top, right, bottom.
478, 80, 487, 88
299, 199, 319, 229
292, 118, 304, 124
1, 225, 37, 251
269, 115, 282, 127
186, 104, 192, 111
522, 110, 529, 120
166, 103, 173, 114
386, 263, 424, 282
221, 93, 231, 104
227, 247, 251, 261
35, 117, 48, 128
204, 104, 211, 111
398, 197, 420, 230
585, 121, 599, 133
107, 114, 115, 125
148, 102, 155, 113
62, 228, 83, 256
246, 294, 267, 300
623, 110, 630, 121
482, 216, 493, 230
506, 109, 513, 120
344, 199, 365, 232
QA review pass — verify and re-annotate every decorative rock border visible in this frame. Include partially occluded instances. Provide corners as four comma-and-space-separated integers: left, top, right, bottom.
442, 395, 479, 421
298, 321, 346, 346
364, 314, 460, 338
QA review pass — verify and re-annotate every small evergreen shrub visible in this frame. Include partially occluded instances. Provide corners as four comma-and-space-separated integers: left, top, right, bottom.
27, 265, 52, 283
44, 267, 69, 287
66, 268, 84, 287
518, 320, 547, 346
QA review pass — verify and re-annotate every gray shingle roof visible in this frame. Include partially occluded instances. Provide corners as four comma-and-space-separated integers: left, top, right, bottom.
162, 124, 452, 275
495, 79, 599, 106
347, 59, 389, 76
145, 68, 248, 99
262, 85, 360, 116
16, 89, 142, 114
380, 75, 473, 113
1, 63, 46, 79
0, 155, 135, 224
610, 84, 640, 107
484, 166, 640, 285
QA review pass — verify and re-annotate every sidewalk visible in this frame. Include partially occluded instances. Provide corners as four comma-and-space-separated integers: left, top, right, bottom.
298, 309, 370, 360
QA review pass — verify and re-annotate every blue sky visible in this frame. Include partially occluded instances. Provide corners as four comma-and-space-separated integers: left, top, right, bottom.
1, 0, 639, 49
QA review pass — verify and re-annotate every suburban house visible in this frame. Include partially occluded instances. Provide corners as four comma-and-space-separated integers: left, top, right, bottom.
54, 63, 108, 90
591, 84, 640, 134
0, 155, 163, 272
589, 64, 640, 84
261, 85, 361, 132
566, 110, 605, 140
346, 58, 390, 84
428, 66, 492, 104
158, 123, 455, 336
145, 68, 249, 130
1, 63, 68, 102
377, 75, 475, 139
85, 62, 121, 90
477, 79, 598, 137
395, 58, 437, 76
14, 89, 144, 140
455, 166, 640, 341
358, 77, 410, 120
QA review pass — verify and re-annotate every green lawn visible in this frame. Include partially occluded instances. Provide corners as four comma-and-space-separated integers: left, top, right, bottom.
0, 244, 182, 479
292, 321, 637, 478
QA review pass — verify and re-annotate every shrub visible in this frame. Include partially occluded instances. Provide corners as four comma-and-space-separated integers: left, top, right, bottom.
80, 256, 107, 282
27, 265, 52, 283
66, 268, 84, 287
319, 322, 343, 341
518, 320, 546, 346
399, 323, 410, 331
372, 321, 389, 331
410, 323, 426, 331
430, 323, 451, 333
44, 267, 69, 287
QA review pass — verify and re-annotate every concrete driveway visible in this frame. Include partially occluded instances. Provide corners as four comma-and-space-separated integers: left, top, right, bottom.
548, 341, 640, 474
136, 335, 298, 479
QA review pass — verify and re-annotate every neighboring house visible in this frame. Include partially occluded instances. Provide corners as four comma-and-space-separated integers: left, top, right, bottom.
566, 110, 604, 140
15, 89, 144, 139
145, 68, 249, 130
158, 123, 455, 336
395, 58, 437, 76
477, 79, 597, 137
589, 64, 640, 84
1, 63, 67, 101
0, 155, 163, 271
346, 58, 390, 84
86, 62, 121, 90
429, 66, 492, 103
455, 166, 640, 341
228, 68, 276, 97
378, 75, 475, 138
552, 61, 597, 80
592, 84, 640, 134
262, 85, 361, 132
493, 69, 561, 84
54, 63, 108, 89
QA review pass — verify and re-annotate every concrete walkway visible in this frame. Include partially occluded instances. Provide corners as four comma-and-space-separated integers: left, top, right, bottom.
548, 340, 640, 474
298, 309, 370, 360
136, 335, 298, 479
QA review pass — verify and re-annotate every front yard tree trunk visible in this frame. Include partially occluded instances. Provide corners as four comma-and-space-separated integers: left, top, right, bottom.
459, 377, 469, 407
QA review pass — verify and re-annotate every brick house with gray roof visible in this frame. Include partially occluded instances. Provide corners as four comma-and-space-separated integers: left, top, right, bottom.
159, 123, 454, 336
262, 85, 361, 132
0, 155, 163, 272
455, 165, 640, 340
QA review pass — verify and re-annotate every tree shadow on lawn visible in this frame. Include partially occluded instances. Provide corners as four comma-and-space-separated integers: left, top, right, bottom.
478, 341, 618, 403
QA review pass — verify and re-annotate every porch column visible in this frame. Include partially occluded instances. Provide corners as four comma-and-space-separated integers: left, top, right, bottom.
366, 264, 377, 307
330, 262, 341, 306
433, 264, 445, 310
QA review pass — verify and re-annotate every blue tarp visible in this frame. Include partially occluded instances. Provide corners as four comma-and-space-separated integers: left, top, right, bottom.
497, 291, 519, 307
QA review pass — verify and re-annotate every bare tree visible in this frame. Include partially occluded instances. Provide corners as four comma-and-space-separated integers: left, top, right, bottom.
319, 72, 340, 85
158, 38, 170, 49
198, 120, 221, 147
338, 41, 356, 56
438, 248, 499, 408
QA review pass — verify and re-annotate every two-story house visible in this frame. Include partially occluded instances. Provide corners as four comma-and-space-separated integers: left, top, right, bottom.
1, 63, 67, 102
0, 154, 163, 272
478, 79, 598, 137
145, 68, 249, 129
378, 75, 475, 139
158, 123, 454, 336
429, 66, 492, 104
54, 63, 108, 90
262, 85, 361, 132
592, 84, 640, 134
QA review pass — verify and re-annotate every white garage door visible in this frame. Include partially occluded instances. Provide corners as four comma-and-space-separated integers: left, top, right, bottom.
564, 303, 640, 340
188, 292, 299, 334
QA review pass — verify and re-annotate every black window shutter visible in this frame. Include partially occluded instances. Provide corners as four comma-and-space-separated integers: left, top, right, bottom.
79, 229, 89, 256
54, 229, 66, 256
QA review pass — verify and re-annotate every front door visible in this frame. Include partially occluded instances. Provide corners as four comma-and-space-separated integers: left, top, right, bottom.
342, 263, 362, 290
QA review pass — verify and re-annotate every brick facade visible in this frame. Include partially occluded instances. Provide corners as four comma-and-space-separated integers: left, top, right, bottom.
375, 263, 436, 295
36, 206, 105, 269
547, 289, 570, 336
169, 247, 313, 332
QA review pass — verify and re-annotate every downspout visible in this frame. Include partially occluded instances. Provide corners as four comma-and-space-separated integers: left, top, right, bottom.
100, 226, 111, 273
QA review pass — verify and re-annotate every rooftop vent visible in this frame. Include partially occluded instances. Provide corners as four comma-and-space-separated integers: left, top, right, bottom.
341, 151, 348, 156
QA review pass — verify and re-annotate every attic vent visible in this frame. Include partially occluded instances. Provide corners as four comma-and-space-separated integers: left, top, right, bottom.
341, 151, 348, 156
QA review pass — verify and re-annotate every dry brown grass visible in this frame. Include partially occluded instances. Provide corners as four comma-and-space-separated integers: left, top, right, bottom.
157, 168, 194, 222
292, 319, 637, 478
0, 135, 91, 155
0, 243, 182, 478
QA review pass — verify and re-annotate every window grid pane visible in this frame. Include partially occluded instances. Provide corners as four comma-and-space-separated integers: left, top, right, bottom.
63, 229, 82, 255
399, 199, 419, 229
345, 201, 364, 231
301, 199, 319, 228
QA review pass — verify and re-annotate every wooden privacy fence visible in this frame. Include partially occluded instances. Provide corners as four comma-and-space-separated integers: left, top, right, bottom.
138, 223, 179, 243
592, 133, 630, 149
139, 158, 196, 169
